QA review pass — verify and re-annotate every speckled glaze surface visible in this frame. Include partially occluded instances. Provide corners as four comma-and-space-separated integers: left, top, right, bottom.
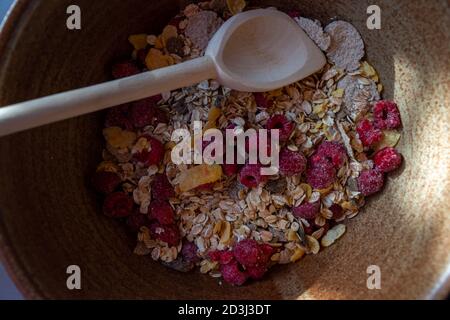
0, 0, 448, 299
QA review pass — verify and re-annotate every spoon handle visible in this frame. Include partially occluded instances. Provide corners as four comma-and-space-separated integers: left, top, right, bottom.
0, 55, 216, 137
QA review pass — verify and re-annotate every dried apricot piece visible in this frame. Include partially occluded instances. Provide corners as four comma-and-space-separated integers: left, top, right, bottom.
179, 164, 223, 192
128, 34, 148, 50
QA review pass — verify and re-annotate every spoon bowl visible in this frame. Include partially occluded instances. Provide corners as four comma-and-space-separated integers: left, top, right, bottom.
207, 9, 326, 92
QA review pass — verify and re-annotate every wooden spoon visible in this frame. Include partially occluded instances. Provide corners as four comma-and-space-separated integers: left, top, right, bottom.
0, 9, 325, 137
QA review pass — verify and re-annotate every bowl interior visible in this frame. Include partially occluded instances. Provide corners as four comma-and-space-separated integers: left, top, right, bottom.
0, 0, 449, 299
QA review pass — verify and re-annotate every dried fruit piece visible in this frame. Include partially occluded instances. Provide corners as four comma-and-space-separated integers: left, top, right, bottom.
181, 241, 200, 264
306, 158, 336, 189
151, 173, 175, 200
374, 130, 401, 151
233, 239, 272, 268
149, 200, 175, 225
105, 104, 133, 131
149, 222, 181, 247
293, 201, 320, 220
266, 115, 295, 142
103, 127, 137, 150
112, 60, 140, 79
103, 192, 134, 218
373, 147, 402, 173
253, 92, 273, 109
356, 119, 383, 147
325, 20, 364, 71
357, 169, 385, 196
130, 98, 157, 128
92, 171, 121, 194
132, 135, 165, 167
128, 34, 148, 50
239, 164, 267, 188
226, 0, 246, 15
166, 36, 185, 56
279, 149, 307, 176
126, 210, 149, 233
373, 100, 402, 130
220, 260, 248, 286
179, 164, 223, 192
316, 141, 348, 168
145, 48, 174, 70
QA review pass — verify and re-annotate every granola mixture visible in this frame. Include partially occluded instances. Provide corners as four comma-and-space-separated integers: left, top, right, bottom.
93, 1, 404, 286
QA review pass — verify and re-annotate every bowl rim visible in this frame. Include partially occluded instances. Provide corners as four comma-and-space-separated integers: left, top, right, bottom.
0, 0, 449, 300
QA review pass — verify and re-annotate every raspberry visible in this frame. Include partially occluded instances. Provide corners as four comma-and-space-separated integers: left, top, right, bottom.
151, 173, 175, 200
208, 250, 234, 265
317, 141, 348, 168
132, 135, 165, 167
373, 147, 402, 173
279, 149, 307, 176
306, 158, 336, 189
253, 92, 273, 109
105, 104, 133, 130
233, 239, 270, 268
220, 260, 248, 286
149, 222, 181, 247
329, 204, 344, 220
103, 192, 134, 218
239, 164, 267, 188
266, 115, 295, 142
356, 119, 383, 147
222, 163, 238, 175
112, 60, 140, 79
92, 171, 121, 194
293, 201, 320, 220
287, 10, 301, 18
373, 100, 402, 130
130, 98, 156, 128
357, 169, 385, 196
149, 200, 175, 225
246, 264, 268, 280
181, 241, 200, 264
126, 210, 149, 233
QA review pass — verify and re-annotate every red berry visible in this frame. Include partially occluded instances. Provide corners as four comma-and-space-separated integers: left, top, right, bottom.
357, 169, 385, 196
279, 149, 307, 176
246, 264, 268, 280
356, 119, 383, 147
239, 164, 267, 188
181, 241, 200, 264
233, 239, 269, 268
103, 192, 134, 218
373, 147, 402, 173
373, 100, 402, 130
253, 92, 273, 109
130, 98, 156, 128
317, 141, 348, 168
149, 200, 175, 225
306, 158, 336, 189
105, 104, 133, 130
126, 210, 149, 232
287, 10, 301, 18
112, 60, 140, 79
329, 204, 344, 220
222, 163, 238, 175
149, 222, 180, 247
92, 171, 121, 194
266, 115, 295, 142
220, 260, 248, 286
151, 173, 175, 200
293, 201, 320, 220
132, 135, 165, 167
